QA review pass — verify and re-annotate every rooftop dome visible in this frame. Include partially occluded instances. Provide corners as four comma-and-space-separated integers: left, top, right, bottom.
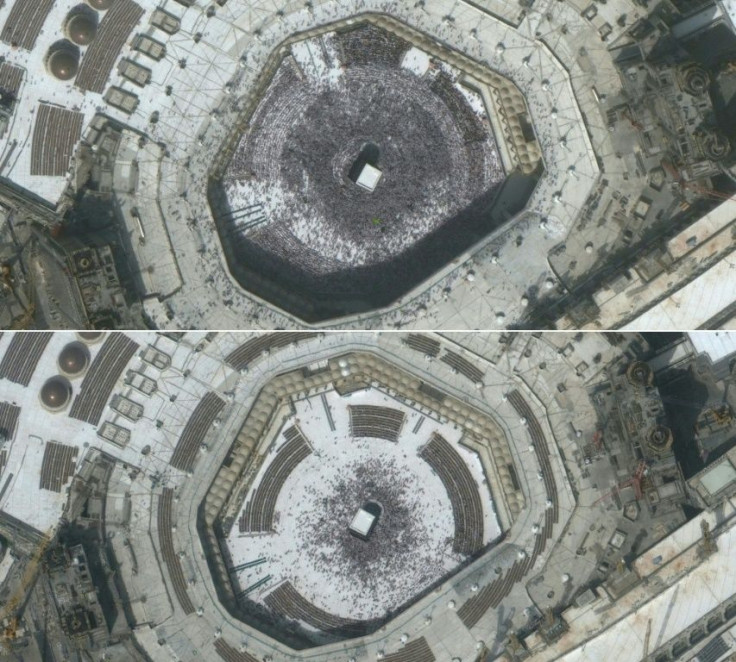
626, 361, 653, 388
86, 0, 115, 9
40, 376, 72, 411
47, 50, 79, 81
647, 425, 674, 456
66, 14, 97, 46
77, 331, 104, 343
58, 342, 90, 377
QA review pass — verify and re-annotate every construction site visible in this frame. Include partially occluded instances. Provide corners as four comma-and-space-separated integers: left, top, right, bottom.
0, 331, 733, 660
1, 0, 736, 329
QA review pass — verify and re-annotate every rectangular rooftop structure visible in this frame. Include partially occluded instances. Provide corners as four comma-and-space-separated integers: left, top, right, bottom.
348, 507, 376, 540
356, 163, 382, 192
97, 421, 131, 448
118, 59, 152, 87
0, 62, 24, 96
132, 34, 167, 60
104, 87, 139, 114
151, 9, 180, 34
140, 346, 171, 370
110, 394, 144, 421
700, 460, 736, 496
124, 370, 157, 396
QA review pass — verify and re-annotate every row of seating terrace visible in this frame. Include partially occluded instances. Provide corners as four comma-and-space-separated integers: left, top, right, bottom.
0, 402, 20, 442
383, 637, 436, 662
0, 0, 54, 50
507, 390, 559, 522
417, 382, 446, 403
0, 62, 24, 96
69, 334, 139, 426
224, 333, 319, 371
0, 332, 52, 386
264, 580, 367, 636
419, 433, 484, 555
402, 334, 440, 358
213, 639, 259, 662
456, 390, 559, 628
75, 0, 144, 93
39, 441, 77, 493
169, 391, 226, 473
348, 405, 406, 442
31, 104, 84, 177
457, 548, 538, 629
440, 350, 485, 384
157, 488, 195, 615
239, 428, 312, 532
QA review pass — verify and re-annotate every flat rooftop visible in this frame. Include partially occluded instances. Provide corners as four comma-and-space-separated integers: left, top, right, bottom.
349, 508, 376, 537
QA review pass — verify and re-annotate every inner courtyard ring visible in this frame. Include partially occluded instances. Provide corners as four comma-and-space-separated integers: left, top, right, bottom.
199, 348, 538, 650
224, 387, 502, 626
206, 14, 546, 323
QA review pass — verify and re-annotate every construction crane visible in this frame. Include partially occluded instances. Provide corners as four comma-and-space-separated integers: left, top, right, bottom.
0, 531, 53, 652
661, 158, 736, 202
0, 264, 12, 293
629, 460, 648, 500
622, 108, 643, 131
592, 430, 603, 452
719, 356, 736, 411
593, 460, 648, 505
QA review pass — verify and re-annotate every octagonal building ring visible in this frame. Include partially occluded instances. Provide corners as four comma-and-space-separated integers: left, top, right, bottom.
208, 16, 543, 323
198, 351, 523, 648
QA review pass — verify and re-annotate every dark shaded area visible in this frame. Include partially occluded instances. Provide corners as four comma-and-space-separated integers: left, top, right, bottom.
658, 367, 711, 479
644, 332, 684, 352
363, 500, 382, 518
347, 142, 380, 183
65, 195, 134, 289
682, 23, 736, 68
210, 170, 537, 323
57, 523, 119, 634
210, 21, 540, 323
711, 68, 736, 145
683, 503, 704, 521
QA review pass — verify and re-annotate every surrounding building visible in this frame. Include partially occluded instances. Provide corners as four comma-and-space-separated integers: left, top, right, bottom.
0, 0, 734, 329
0, 331, 734, 660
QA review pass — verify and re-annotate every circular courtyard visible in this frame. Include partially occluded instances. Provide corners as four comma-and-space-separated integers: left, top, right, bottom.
222, 386, 501, 640
210, 22, 535, 322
